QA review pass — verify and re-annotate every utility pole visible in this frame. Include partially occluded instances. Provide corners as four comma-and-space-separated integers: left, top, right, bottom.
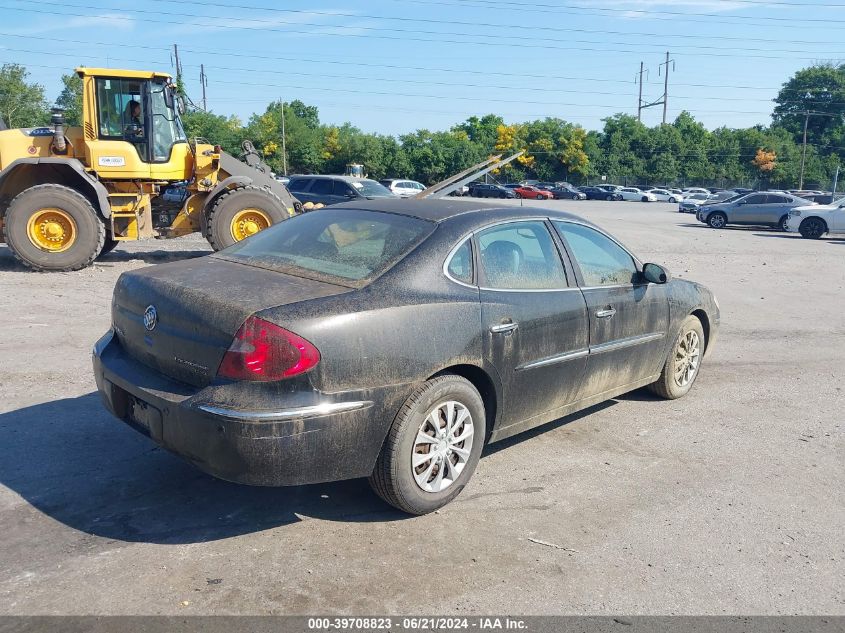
172, 44, 184, 95
799, 110, 810, 190
637, 61, 645, 122
658, 51, 674, 125
832, 164, 839, 196
280, 100, 287, 176
200, 64, 208, 112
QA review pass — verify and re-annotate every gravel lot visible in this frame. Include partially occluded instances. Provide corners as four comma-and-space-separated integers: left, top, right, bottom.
0, 199, 842, 615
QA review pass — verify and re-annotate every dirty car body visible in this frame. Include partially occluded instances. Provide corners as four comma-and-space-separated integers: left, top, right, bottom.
93, 200, 719, 506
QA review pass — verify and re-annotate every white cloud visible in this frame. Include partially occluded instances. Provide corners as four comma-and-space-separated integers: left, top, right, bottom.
7, 13, 134, 36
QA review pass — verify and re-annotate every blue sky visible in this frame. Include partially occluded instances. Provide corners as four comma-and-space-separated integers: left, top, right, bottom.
2, 0, 843, 135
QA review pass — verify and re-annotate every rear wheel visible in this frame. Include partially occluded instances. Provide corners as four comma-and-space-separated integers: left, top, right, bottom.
3, 184, 105, 271
206, 186, 289, 251
799, 217, 827, 239
707, 212, 727, 229
605, 194, 613, 201
777, 214, 790, 232
369, 375, 486, 515
649, 315, 705, 399
515, 193, 522, 199
669, 197, 677, 203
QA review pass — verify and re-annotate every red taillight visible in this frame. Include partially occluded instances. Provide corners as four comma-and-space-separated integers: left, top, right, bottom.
217, 316, 320, 382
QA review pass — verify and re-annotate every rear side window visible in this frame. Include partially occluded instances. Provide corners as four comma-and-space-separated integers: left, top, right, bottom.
477, 221, 567, 290
446, 239, 473, 284
310, 179, 334, 195
216, 209, 435, 285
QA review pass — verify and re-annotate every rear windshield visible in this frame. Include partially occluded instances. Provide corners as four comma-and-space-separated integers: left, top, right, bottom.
214, 209, 435, 286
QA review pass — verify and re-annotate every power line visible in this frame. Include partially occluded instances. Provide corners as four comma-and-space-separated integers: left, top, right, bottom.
141, 0, 845, 47
3, 1, 845, 61
0, 31, 828, 94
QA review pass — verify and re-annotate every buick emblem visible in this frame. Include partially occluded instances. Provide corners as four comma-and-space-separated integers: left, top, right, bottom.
143, 305, 158, 331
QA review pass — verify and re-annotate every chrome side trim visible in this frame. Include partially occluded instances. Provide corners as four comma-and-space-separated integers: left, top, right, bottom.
517, 348, 589, 371
195, 400, 373, 422
590, 332, 665, 355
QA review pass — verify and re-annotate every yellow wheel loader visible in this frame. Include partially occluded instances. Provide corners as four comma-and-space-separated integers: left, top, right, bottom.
0, 68, 300, 271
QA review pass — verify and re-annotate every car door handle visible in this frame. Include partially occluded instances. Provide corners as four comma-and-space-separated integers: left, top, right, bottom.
595, 307, 616, 318
490, 322, 519, 334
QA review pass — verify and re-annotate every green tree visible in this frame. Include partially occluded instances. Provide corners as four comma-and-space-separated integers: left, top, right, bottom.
56, 73, 83, 126
181, 110, 246, 154
773, 64, 845, 155
0, 63, 49, 128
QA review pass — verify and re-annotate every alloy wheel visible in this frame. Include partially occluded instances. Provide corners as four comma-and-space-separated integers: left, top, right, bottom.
674, 330, 701, 387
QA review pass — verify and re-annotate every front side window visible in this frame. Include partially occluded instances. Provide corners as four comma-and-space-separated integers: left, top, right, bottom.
477, 221, 567, 290
310, 179, 334, 195
287, 178, 312, 193
96, 78, 143, 140
216, 209, 435, 285
554, 221, 638, 287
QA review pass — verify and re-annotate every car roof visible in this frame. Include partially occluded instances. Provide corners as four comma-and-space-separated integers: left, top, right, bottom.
292, 174, 375, 182
329, 198, 585, 223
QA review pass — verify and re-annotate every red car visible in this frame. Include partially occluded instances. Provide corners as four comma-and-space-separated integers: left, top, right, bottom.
514, 185, 553, 200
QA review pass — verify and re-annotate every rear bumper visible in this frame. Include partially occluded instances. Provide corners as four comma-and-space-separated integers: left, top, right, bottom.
92, 330, 402, 486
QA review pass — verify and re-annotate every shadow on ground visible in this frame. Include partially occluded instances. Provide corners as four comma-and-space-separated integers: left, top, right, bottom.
1, 391, 628, 543
0, 245, 210, 271
0, 394, 405, 545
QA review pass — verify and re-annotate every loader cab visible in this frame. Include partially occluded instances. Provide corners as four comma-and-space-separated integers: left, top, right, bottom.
79, 68, 192, 181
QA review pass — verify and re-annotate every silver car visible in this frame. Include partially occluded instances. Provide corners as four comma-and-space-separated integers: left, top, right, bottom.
696, 192, 813, 231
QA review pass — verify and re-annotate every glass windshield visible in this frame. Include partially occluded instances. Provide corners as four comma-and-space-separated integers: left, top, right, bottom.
149, 80, 187, 162
351, 180, 395, 198
214, 209, 435, 285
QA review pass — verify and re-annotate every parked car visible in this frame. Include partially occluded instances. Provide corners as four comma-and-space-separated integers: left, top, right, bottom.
707, 190, 742, 203
683, 187, 711, 195
161, 186, 188, 204
678, 192, 714, 213
468, 183, 516, 198
548, 185, 587, 200
93, 199, 719, 515
580, 186, 622, 201
618, 187, 657, 202
732, 188, 754, 195
380, 179, 426, 198
595, 184, 623, 193
798, 193, 835, 205
647, 189, 683, 203
503, 184, 521, 189
514, 185, 553, 200
697, 192, 813, 231
785, 197, 845, 239
449, 185, 469, 197
288, 175, 395, 206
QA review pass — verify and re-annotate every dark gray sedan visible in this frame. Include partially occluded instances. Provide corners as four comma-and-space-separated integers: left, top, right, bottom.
93, 200, 719, 514
697, 191, 812, 231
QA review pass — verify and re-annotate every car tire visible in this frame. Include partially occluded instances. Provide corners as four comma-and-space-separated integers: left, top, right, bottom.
669, 197, 677, 203
641, 196, 649, 202
648, 315, 705, 400
515, 193, 522, 199
206, 185, 289, 251
799, 217, 827, 239
605, 194, 613, 201
369, 375, 486, 515
3, 183, 105, 271
777, 214, 790, 232
707, 212, 727, 229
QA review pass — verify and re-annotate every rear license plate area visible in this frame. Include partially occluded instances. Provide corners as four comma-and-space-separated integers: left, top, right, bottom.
126, 395, 163, 440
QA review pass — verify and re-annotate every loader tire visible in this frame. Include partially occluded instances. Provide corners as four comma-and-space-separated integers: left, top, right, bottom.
3, 184, 105, 271
206, 186, 288, 251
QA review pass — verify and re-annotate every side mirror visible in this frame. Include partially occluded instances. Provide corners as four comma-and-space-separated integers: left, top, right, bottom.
345, 190, 357, 198
643, 262, 669, 284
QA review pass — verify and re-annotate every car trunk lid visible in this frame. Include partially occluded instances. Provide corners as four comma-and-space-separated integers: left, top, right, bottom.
111, 257, 351, 387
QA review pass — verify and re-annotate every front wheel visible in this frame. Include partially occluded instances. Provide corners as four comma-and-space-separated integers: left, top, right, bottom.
648, 315, 705, 399
369, 375, 486, 515
669, 197, 677, 203
515, 193, 522, 199
606, 194, 613, 201
799, 217, 827, 239
707, 212, 727, 229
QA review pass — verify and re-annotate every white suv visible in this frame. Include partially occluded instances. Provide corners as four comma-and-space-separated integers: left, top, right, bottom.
786, 197, 845, 239
380, 179, 426, 198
